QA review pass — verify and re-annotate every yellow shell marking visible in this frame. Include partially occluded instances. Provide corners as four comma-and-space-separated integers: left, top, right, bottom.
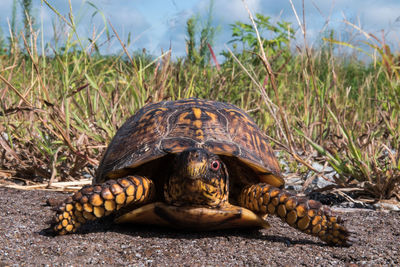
177, 112, 192, 125
193, 120, 202, 129
195, 129, 204, 140
192, 107, 202, 119
205, 111, 218, 122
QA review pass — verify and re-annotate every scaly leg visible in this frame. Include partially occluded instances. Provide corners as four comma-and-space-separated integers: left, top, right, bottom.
50, 175, 155, 235
238, 183, 354, 246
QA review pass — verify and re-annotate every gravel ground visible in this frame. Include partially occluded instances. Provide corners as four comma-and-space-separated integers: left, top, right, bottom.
0, 187, 399, 266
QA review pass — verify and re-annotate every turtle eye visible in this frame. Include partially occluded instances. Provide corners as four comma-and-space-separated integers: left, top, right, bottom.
210, 160, 220, 171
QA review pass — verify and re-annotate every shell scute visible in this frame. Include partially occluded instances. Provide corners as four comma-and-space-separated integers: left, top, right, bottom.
96, 98, 283, 187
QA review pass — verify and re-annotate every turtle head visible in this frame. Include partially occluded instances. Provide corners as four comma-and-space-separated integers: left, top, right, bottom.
164, 148, 229, 207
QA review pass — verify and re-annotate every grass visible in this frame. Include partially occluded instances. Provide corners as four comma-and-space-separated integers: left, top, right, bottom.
0, 1, 399, 202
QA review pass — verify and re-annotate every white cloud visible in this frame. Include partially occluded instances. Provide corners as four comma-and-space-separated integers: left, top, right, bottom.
211, 0, 261, 24
360, 5, 400, 28
0, 0, 19, 32
1, 0, 399, 56
158, 9, 193, 58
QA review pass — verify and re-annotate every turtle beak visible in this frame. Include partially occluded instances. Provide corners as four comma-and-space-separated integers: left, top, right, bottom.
186, 160, 207, 180
175, 148, 209, 180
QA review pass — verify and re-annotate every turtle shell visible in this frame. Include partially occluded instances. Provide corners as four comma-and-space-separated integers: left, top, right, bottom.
96, 98, 284, 188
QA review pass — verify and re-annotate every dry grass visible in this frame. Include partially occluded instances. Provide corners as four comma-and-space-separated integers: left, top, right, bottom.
0, 1, 398, 201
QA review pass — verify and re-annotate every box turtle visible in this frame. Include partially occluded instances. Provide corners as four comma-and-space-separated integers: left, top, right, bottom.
50, 98, 353, 246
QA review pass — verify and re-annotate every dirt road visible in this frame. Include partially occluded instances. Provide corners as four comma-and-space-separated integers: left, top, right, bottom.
0, 187, 398, 266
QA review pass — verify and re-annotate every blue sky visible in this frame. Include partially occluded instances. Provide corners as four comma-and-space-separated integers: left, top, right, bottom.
1, 0, 399, 59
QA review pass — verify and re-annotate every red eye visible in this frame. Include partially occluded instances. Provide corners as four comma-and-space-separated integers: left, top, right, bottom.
211, 160, 220, 171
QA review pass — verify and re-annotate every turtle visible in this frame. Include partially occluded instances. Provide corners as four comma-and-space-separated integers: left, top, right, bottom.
49, 98, 353, 246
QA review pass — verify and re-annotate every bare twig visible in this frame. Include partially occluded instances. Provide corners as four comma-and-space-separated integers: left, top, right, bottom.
241, 0, 292, 147
5, 179, 91, 191
21, 32, 51, 102
47, 146, 62, 188
289, 0, 305, 36
108, 20, 138, 75
0, 134, 23, 164
241, 0, 340, 184
224, 45, 283, 137
0, 74, 32, 106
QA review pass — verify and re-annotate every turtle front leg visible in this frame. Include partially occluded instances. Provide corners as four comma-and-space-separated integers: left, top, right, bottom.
238, 183, 353, 246
50, 175, 155, 235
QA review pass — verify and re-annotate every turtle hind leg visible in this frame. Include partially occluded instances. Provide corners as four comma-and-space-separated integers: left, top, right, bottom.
50, 175, 155, 235
238, 183, 355, 246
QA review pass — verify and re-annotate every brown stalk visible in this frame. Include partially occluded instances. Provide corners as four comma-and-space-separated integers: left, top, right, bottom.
3, 23, 19, 101
0, 106, 42, 116
108, 20, 138, 75
242, 0, 336, 183
21, 32, 50, 102
37, 115, 73, 152
155, 50, 172, 101
242, 1, 293, 149
224, 44, 285, 143
0, 74, 32, 107
47, 146, 62, 188
0, 134, 23, 165
65, 83, 89, 98
290, 0, 323, 139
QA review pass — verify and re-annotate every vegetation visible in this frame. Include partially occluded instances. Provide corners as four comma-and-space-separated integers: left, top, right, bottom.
0, 1, 398, 202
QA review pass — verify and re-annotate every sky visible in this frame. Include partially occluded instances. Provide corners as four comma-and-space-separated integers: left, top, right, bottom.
0, 0, 399, 59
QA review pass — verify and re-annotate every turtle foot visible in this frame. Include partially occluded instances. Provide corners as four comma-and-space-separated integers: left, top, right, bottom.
50, 175, 155, 235
239, 183, 354, 246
